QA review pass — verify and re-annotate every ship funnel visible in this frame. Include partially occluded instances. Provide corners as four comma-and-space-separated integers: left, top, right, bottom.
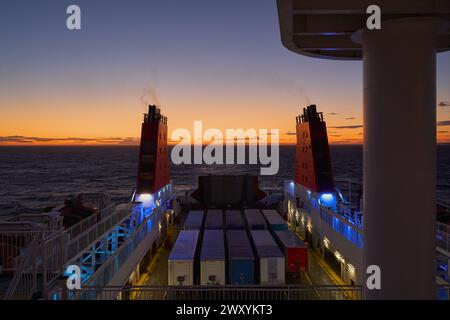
295, 105, 333, 193
135, 105, 170, 198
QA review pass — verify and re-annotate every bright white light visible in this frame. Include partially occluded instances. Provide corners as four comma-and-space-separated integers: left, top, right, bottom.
347, 263, 355, 273
320, 193, 334, 201
334, 251, 345, 263
323, 237, 330, 248
136, 193, 153, 207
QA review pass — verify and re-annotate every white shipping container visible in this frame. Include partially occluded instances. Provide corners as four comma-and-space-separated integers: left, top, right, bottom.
168, 230, 199, 286
251, 230, 285, 285
168, 260, 195, 286
200, 260, 226, 285
259, 257, 285, 285
200, 230, 226, 285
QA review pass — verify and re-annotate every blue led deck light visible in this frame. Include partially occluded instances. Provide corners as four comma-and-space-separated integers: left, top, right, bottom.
319, 193, 336, 209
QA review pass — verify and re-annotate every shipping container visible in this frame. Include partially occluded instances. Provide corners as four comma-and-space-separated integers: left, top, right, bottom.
184, 210, 204, 230
225, 210, 245, 229
244, 209, 267, 230
200, 230, 226, 285
168, 230, 199, 286
274, 230, 308, 273
262, 209, 289, 231
227, 230, 255, 284
250, 230, 285, 285
205, 210, 223, 229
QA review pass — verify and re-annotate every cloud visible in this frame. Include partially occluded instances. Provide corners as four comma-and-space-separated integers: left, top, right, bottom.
438, 130, 448, 133
0, 136, 34, 143
285, 131, 296, 136
330, 138, 363, 145
438, 102, 450, 107
329, 125, 363, 129
330, 121, 449, 129
437, 120, 450, 126
116, 137, 139, 145
345, 117, 356, 120
0, 136, 140, 145
329, 113, 340, 115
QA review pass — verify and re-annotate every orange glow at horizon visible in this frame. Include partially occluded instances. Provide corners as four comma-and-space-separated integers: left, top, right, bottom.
1, 95, 448, 146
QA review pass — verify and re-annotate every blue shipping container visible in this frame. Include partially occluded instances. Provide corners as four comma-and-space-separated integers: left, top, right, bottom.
227, 230, 254, 284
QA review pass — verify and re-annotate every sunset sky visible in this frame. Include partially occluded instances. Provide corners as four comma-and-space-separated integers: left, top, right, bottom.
1, 0, 449, 145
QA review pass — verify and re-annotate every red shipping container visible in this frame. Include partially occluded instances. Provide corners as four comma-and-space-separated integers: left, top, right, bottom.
274, 230, 308, 272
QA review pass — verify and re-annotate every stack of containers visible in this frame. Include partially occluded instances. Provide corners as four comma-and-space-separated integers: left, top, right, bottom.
184, 210, 204, 230
225, 210, 245, 229
205, 210, 223, 230
274, 230, 308, 273
244, 209, 267, 230
227, 230, 255, 284
261, 209, 289, 231
168, 230, 200, 285
200, 230, 226, 285
250, 230, 285, 285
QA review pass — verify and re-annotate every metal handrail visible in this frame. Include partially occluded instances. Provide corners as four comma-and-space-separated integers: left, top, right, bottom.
43, 203, 134, 287
0, 230, 43, 273
85, 205, 160, 288
3, 239, 40, 300
64, 204, 131, 264
3, 203, 134, 299
67, 284, 363, 301
436, 221, 450, 253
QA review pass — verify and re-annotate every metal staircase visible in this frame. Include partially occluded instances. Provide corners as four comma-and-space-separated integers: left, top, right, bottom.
2, 185, 173, 300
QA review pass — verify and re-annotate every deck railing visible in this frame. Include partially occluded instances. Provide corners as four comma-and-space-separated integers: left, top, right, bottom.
2, 203, 135, 299
83, 205, 161, 288
3, 240, 40, 300
62, 285, 363, 301
62, 284, 450, 301
0, 230, 44, 274
437, 221, 450, 253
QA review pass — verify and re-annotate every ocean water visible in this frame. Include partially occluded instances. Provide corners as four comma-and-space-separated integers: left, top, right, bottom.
0, 145, 449, 216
